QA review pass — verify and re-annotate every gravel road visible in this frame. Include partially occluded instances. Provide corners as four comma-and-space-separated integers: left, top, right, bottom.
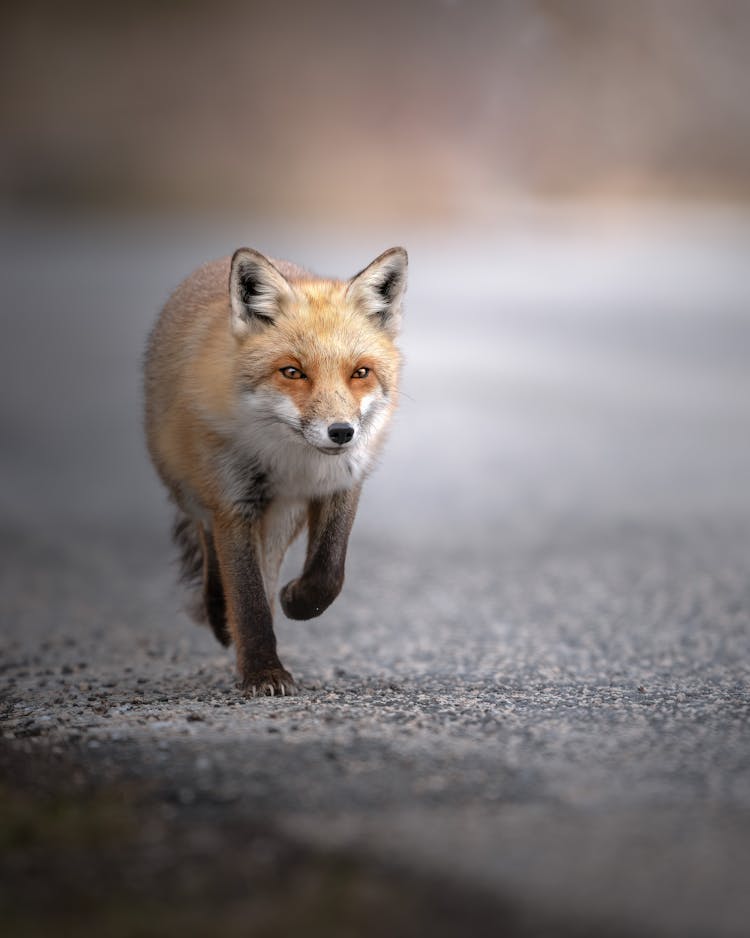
2, 210, 750, 936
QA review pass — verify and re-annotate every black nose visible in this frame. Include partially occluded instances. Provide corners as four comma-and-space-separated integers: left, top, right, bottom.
327, 422, 355, 445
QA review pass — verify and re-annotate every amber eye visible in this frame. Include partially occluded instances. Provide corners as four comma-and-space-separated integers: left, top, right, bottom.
280, 366, 306, 380
351, 367, 370, 379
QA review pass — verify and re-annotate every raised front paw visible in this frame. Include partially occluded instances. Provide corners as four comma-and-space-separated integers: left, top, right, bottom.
241, 666, 298, 698
280, 575, 341, 621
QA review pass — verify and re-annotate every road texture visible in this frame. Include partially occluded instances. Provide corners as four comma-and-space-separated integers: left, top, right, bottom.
2, 210, 750, 936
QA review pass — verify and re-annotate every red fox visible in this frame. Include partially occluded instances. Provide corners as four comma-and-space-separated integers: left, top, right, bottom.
144, 246, 407, 695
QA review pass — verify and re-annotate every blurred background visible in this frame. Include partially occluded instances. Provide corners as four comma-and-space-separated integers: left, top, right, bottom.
2, 0, 749, 538
2, 2, 750, 936
3, 0, 750, 218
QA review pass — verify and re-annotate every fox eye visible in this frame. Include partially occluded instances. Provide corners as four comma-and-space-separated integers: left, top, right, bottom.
351, 367, 370, 379
280, 366, 306, 380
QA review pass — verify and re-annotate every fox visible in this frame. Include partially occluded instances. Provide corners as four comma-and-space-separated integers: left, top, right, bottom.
144, 246, 407, 696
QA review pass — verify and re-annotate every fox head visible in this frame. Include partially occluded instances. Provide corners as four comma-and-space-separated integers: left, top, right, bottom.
227, 246, 407, 465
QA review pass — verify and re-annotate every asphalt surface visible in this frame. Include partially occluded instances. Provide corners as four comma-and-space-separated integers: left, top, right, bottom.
2, 209, 750, 936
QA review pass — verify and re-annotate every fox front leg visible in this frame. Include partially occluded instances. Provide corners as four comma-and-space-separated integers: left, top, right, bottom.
280, 486, 362, 621
212, 512, 296, 696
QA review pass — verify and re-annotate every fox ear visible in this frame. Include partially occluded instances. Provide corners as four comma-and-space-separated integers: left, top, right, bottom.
346, 247, 408, 336
229, 248, 294, 337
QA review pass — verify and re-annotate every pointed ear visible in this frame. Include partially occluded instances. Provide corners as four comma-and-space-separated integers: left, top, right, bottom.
229, 248, 294, 338
346, 247, 408, 336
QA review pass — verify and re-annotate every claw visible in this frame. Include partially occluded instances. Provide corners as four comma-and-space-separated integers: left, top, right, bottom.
241, 667, 297, 699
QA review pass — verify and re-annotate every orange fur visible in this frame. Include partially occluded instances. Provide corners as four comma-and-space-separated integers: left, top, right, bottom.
143, 246, 407, 695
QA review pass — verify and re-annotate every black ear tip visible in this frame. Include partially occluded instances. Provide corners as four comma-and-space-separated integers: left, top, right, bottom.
385, 246, 408, 265
231, 247, 267, 269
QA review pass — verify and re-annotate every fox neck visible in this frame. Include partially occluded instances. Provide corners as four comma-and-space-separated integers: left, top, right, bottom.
209, 409, 385, 507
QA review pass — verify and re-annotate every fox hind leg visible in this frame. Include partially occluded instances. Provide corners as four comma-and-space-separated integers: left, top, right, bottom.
199, 524, 230, 646
172, 510, 202, 588
172, 510, 230, 647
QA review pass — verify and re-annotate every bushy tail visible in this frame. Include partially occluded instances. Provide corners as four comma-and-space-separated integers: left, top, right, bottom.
171, 509, 230, 647
172, 510, 203, 593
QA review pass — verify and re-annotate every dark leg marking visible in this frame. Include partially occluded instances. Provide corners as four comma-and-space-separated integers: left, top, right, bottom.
213, 512, 296, 696
280, 485, 361, 621
199, 525, 230, 647
172, 509, 209, 626
172, 510, 202, 587
232, 462, 271, 519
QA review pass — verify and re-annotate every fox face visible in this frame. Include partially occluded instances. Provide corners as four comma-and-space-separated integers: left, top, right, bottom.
224, 247, 407, 498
